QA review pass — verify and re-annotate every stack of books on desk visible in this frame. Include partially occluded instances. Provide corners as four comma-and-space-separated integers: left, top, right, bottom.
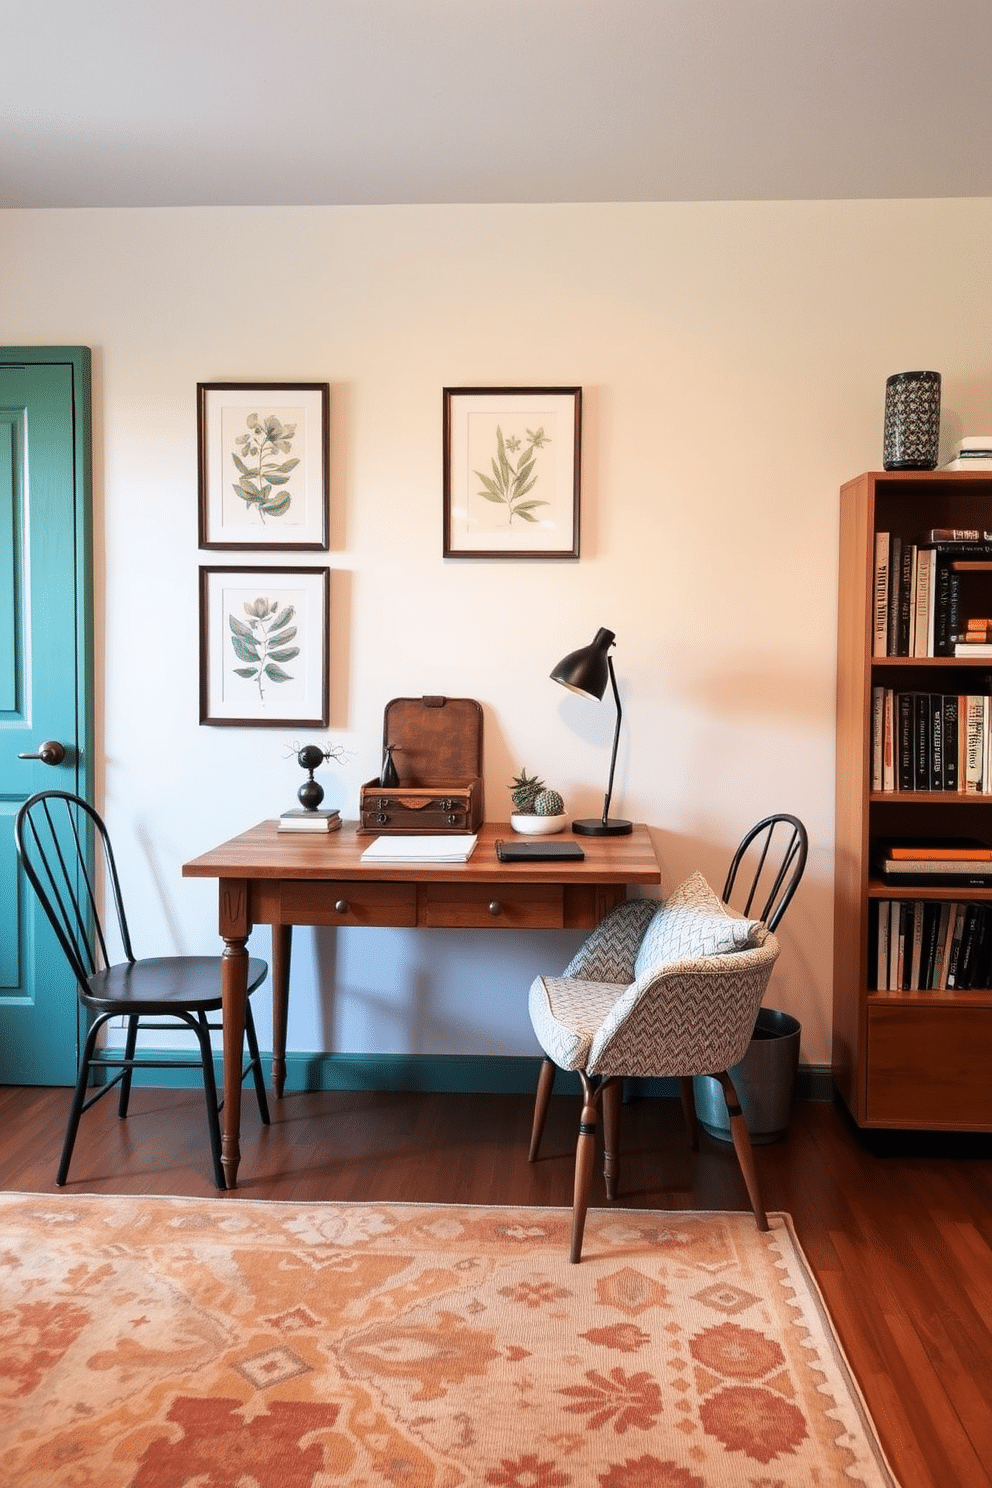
873, 837, 992, 887
278, 808, 341, 833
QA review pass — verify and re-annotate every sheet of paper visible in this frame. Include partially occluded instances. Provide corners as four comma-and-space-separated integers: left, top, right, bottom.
360, 834, 478, 863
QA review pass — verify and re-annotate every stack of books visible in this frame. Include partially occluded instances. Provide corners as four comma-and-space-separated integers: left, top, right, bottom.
873, 837, 992, 887
278, 807, 341, 833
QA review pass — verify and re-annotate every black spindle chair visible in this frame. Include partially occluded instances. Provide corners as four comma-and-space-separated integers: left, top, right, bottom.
14, 790, 270, 1188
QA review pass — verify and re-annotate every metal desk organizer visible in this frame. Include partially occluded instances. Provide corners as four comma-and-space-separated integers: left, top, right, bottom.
359, 695, 485, 834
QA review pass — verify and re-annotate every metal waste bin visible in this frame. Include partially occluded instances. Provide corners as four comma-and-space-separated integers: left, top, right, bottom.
692, 1008, 801, 1144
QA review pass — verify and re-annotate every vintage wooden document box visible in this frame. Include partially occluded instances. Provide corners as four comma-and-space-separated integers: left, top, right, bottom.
359, 695, 484, 834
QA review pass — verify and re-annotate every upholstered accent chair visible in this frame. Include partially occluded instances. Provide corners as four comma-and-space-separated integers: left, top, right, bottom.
528, 872, 780, 1261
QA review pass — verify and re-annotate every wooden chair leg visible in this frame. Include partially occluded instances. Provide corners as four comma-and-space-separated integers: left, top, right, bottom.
602, 1076, 621, 1200
571, 1074, 599, 1263
717, 1069, 768, 1232
529, 1055, 557, 1162
679, 1076, 699, 1151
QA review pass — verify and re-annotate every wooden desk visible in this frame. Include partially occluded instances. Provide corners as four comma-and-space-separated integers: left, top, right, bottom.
182, 820, 661, 1187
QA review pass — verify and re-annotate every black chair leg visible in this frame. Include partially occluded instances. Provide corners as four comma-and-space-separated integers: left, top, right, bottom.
118, 1015, 139, 1118
57, 1014, 109, 1186
193, 1012, 227, 1190
244, 1001, 271, 1125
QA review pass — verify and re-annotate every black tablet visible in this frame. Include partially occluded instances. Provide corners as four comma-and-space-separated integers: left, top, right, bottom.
495, 839, 585, 862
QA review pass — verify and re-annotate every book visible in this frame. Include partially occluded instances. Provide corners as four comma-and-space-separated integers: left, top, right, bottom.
912, 547, 933, 657
278, 807, 341, 833
875, 862, 992, 887
885, 838, 992, 861
942, 695, 959, 792
886, 534, 902, 657
886, 690, 898, 797
872, 531, 889, 656
876, 900, 890, 990
916, 528, 992, 543
946, 904, 967, 987
955, 642, 992, 656
360, 834, 478, 863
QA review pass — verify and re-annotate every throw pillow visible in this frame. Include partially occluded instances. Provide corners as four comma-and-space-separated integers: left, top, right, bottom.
633, 870, 760, 978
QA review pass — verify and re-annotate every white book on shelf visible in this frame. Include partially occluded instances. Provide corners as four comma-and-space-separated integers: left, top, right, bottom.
913, 547, 933, 657
872, 531, 889, 657
965, 695, 985, 793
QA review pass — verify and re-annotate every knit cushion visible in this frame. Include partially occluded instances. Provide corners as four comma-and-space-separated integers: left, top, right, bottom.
633, 870, 760, 979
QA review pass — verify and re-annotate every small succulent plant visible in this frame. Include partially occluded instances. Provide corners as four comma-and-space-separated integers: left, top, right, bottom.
533, 788, 564, 817
510, 770, 563, 816
510, 768, 545, 812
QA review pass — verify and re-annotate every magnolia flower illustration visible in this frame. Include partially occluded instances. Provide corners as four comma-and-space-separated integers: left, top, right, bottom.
231, 413, 300, 521
228, 597, 299, 699
474, 425, 551, 525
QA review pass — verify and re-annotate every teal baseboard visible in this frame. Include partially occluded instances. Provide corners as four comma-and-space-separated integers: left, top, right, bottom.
118, 1051, 834, 1101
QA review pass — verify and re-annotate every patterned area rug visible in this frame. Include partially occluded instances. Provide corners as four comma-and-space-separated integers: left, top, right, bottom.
0, 1194, 898, 1487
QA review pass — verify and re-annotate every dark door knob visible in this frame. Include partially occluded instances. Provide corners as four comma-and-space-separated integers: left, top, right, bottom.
17, 740, 66, 766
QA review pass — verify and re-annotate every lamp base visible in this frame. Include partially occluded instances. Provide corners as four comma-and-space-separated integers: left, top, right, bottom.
572, 817, 634, 837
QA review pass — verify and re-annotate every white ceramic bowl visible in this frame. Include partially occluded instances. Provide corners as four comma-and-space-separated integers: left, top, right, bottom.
510, 812, 568, 836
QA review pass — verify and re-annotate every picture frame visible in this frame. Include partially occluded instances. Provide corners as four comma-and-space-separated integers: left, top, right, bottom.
443, 386, 582, 559
199, 566, 329, 727
197, 382, 329, 550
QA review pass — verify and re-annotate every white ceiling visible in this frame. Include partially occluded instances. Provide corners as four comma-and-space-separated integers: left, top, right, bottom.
3, 0, 992, 209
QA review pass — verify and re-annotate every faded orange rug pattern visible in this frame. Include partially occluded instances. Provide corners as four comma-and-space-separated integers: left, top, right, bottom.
0, 1194, 897, 1487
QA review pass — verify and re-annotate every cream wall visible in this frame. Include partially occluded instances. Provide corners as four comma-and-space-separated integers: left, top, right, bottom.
4, 199, 992, 1069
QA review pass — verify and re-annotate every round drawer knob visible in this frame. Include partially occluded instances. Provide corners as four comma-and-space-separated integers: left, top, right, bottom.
488, 901, 502, 916
335, 900, 349, 915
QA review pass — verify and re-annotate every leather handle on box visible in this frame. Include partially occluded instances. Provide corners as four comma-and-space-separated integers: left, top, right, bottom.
422, 695, 445, 707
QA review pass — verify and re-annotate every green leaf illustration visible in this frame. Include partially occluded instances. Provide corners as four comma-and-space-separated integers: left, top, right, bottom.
473, 423, 552, 526
230, 412, 298, 523
228, 595, 300, 701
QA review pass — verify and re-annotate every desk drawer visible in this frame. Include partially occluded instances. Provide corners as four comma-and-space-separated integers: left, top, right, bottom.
418, 882, 564, 928
278, 880, 417, 927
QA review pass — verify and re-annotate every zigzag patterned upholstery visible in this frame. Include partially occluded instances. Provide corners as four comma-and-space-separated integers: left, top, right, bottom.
527, 871, 781, 1262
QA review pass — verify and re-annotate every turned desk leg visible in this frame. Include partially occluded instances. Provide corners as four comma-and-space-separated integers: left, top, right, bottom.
270, 923, 292, 1099
220, 934, 249, 1190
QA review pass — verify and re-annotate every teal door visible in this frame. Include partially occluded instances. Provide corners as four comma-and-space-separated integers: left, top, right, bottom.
0, 348, 93, 1084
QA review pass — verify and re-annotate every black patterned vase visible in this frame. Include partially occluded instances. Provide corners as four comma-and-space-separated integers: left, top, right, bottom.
883, 370, 941, 470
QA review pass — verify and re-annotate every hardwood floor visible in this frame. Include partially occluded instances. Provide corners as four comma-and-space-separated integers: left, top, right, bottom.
2, 1083, 991, 1487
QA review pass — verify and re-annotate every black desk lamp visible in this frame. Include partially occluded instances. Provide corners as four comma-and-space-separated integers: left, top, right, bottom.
550, 626, 633, 836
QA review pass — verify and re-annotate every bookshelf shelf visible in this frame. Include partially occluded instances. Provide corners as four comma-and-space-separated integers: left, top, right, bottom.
834, 469, 992, 1131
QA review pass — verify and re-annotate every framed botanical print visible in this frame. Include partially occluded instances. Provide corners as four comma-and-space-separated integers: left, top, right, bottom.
197, 382, 329, 549
199, 566, 329, 727
443, 386, 581, 559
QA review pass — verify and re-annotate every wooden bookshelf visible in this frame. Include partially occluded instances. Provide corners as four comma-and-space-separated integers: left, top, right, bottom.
833, 469, 992, 1130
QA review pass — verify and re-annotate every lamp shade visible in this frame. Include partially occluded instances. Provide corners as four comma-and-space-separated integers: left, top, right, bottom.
550, 626, 632, 836
549, 626, 615, 700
